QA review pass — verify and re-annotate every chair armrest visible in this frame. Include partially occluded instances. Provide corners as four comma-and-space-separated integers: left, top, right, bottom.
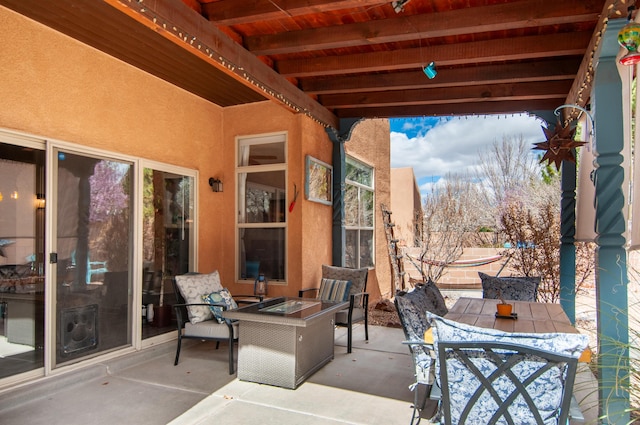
233, 294, 263, 304
298, 287, 319, 298
348, 291, 369, 309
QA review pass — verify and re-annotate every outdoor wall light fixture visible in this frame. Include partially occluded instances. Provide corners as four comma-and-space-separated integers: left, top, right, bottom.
392, 0, 411, 13
35, 193, 45, 210
423, 62, 437, 79
618, 6, 640, 65
208, 177, 223, 193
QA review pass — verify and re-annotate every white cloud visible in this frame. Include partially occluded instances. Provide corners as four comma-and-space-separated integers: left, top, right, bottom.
391, 114, 546, 181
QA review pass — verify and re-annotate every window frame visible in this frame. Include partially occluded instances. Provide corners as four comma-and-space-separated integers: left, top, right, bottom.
235, 132, 288, 284
344, 156, 375, 269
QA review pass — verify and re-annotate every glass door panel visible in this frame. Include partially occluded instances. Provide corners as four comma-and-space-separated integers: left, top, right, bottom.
54, 150, 133, 366
0, 142, 45, 379
142, 169, 194, 339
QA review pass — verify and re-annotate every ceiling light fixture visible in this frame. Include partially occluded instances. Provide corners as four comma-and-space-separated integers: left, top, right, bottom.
392, 0, 411, 14
423, 62, 437, 79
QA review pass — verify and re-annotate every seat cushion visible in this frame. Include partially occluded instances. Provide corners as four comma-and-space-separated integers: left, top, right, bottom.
184, 320, 238, 339
414, 279, 448, 316
335, 307, 365, 325
479, 272, 540, 302
175, 271, 224, 324
318, 278, 351, 302
202, 288, 238, 323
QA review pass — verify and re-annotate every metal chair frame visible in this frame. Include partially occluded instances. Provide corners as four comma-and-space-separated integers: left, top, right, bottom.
435, 340, 580, 425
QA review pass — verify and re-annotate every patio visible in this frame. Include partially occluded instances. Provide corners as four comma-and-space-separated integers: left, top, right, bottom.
0, 323, 598, 425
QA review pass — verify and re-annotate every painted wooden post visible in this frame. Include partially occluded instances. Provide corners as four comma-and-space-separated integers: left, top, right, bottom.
560, 158, 577, 323
593, 18, 630, 424
326, 118, 361, 267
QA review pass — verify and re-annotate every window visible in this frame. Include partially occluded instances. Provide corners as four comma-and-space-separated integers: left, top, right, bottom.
237, 134, 287, 282
344, 157, 374, 268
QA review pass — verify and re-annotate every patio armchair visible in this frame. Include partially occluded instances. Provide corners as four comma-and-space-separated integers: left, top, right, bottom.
427, 313, 589, 425
298, 265, 369, 353
395, 283, 448, 425
479, 272, 540, 302
173, 272, 261, 374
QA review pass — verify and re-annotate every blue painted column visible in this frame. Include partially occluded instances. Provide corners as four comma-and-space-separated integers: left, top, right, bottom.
560, 158, 577, 323
593, 18, 630, 424
326, 118, 361, 266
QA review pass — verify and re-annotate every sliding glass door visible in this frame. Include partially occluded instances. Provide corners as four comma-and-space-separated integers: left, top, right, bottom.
53, 149, 133, 366
0, 141, 45, 379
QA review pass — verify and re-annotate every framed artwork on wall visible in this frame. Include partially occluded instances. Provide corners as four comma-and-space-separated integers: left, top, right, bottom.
305, 155, 332, 205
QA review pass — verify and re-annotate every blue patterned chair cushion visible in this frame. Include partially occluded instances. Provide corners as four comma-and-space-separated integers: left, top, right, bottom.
428, 313, 589, 425
479, 272, 540, 302
175, 271, 224, 324
395, 286, 445, 385
202, 288, 238, 323
413, 278, 448, 316
318, 278, 352, 302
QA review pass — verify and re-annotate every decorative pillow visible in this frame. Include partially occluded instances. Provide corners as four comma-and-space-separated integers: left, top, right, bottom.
318, 278, 352, 302
175, 271, 224, 324
479, 272, 540, 302
427, 313, 589, 425
202, 288, 238, 323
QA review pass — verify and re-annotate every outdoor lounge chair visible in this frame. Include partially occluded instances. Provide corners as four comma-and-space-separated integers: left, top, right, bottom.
394, 282, 448, 425
173, 272, 260, 374
427, 313, 588, 425
299, 265, 369, 353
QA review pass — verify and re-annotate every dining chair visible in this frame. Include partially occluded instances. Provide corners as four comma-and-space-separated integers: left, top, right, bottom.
428, 313, 589, 425
394, 285, 445, 424
299, 265, 369, 353
479, 272, 540, 302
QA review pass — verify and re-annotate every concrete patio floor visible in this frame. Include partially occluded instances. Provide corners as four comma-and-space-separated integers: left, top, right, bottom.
0, 324, 598, 425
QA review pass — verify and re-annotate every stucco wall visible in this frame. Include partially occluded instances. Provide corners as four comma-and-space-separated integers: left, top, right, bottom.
220, 102, 333, 297
345, 119, 392, 302
0, 5, 389, 302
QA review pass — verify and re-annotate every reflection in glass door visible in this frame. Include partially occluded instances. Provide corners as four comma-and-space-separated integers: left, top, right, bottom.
54, 150, 133, 366
142, 169, 194, 339
0, 142, 45, 379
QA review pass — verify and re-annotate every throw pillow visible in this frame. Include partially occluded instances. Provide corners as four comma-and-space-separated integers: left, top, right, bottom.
202, 288, 238, 323
175, 271, 224, 324
318, 278, 352, 302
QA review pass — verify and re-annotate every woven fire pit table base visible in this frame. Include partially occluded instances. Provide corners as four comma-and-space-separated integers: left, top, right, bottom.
224, 297, 348, 389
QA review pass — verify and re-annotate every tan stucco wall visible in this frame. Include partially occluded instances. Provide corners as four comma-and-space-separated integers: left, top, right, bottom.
0, 5, 391, 302
220, 101, 333, 297
345, 119, 392, 302
390, 167, 423, 247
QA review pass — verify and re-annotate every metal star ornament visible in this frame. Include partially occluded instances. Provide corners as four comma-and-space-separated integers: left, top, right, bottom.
532, 121, 585, 170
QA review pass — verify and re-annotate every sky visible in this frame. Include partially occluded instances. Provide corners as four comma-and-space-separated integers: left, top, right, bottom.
389, 114, 547, 199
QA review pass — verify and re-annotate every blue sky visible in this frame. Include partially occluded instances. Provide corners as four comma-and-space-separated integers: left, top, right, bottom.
389, 114, 546, 199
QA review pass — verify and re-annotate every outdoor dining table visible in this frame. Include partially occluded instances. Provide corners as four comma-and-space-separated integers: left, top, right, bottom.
425, 297, 591, 362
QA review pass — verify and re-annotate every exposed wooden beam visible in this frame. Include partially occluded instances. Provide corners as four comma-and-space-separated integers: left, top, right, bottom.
246, 0, 601, 55
203, 0, 385, 25
277, 32, 592, 77
336, 99, 562, 118
105, 0, 338, 128
320, 81, 573, 109
301, 58, 581, 95
564, 0, 627, 113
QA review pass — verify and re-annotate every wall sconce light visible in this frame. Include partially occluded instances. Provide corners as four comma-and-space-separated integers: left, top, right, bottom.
208, 177, 223, 193
10, 191, 18, 200
618, 6, 640, 65
423, 62, 437, 79
35, 193, 46, 210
